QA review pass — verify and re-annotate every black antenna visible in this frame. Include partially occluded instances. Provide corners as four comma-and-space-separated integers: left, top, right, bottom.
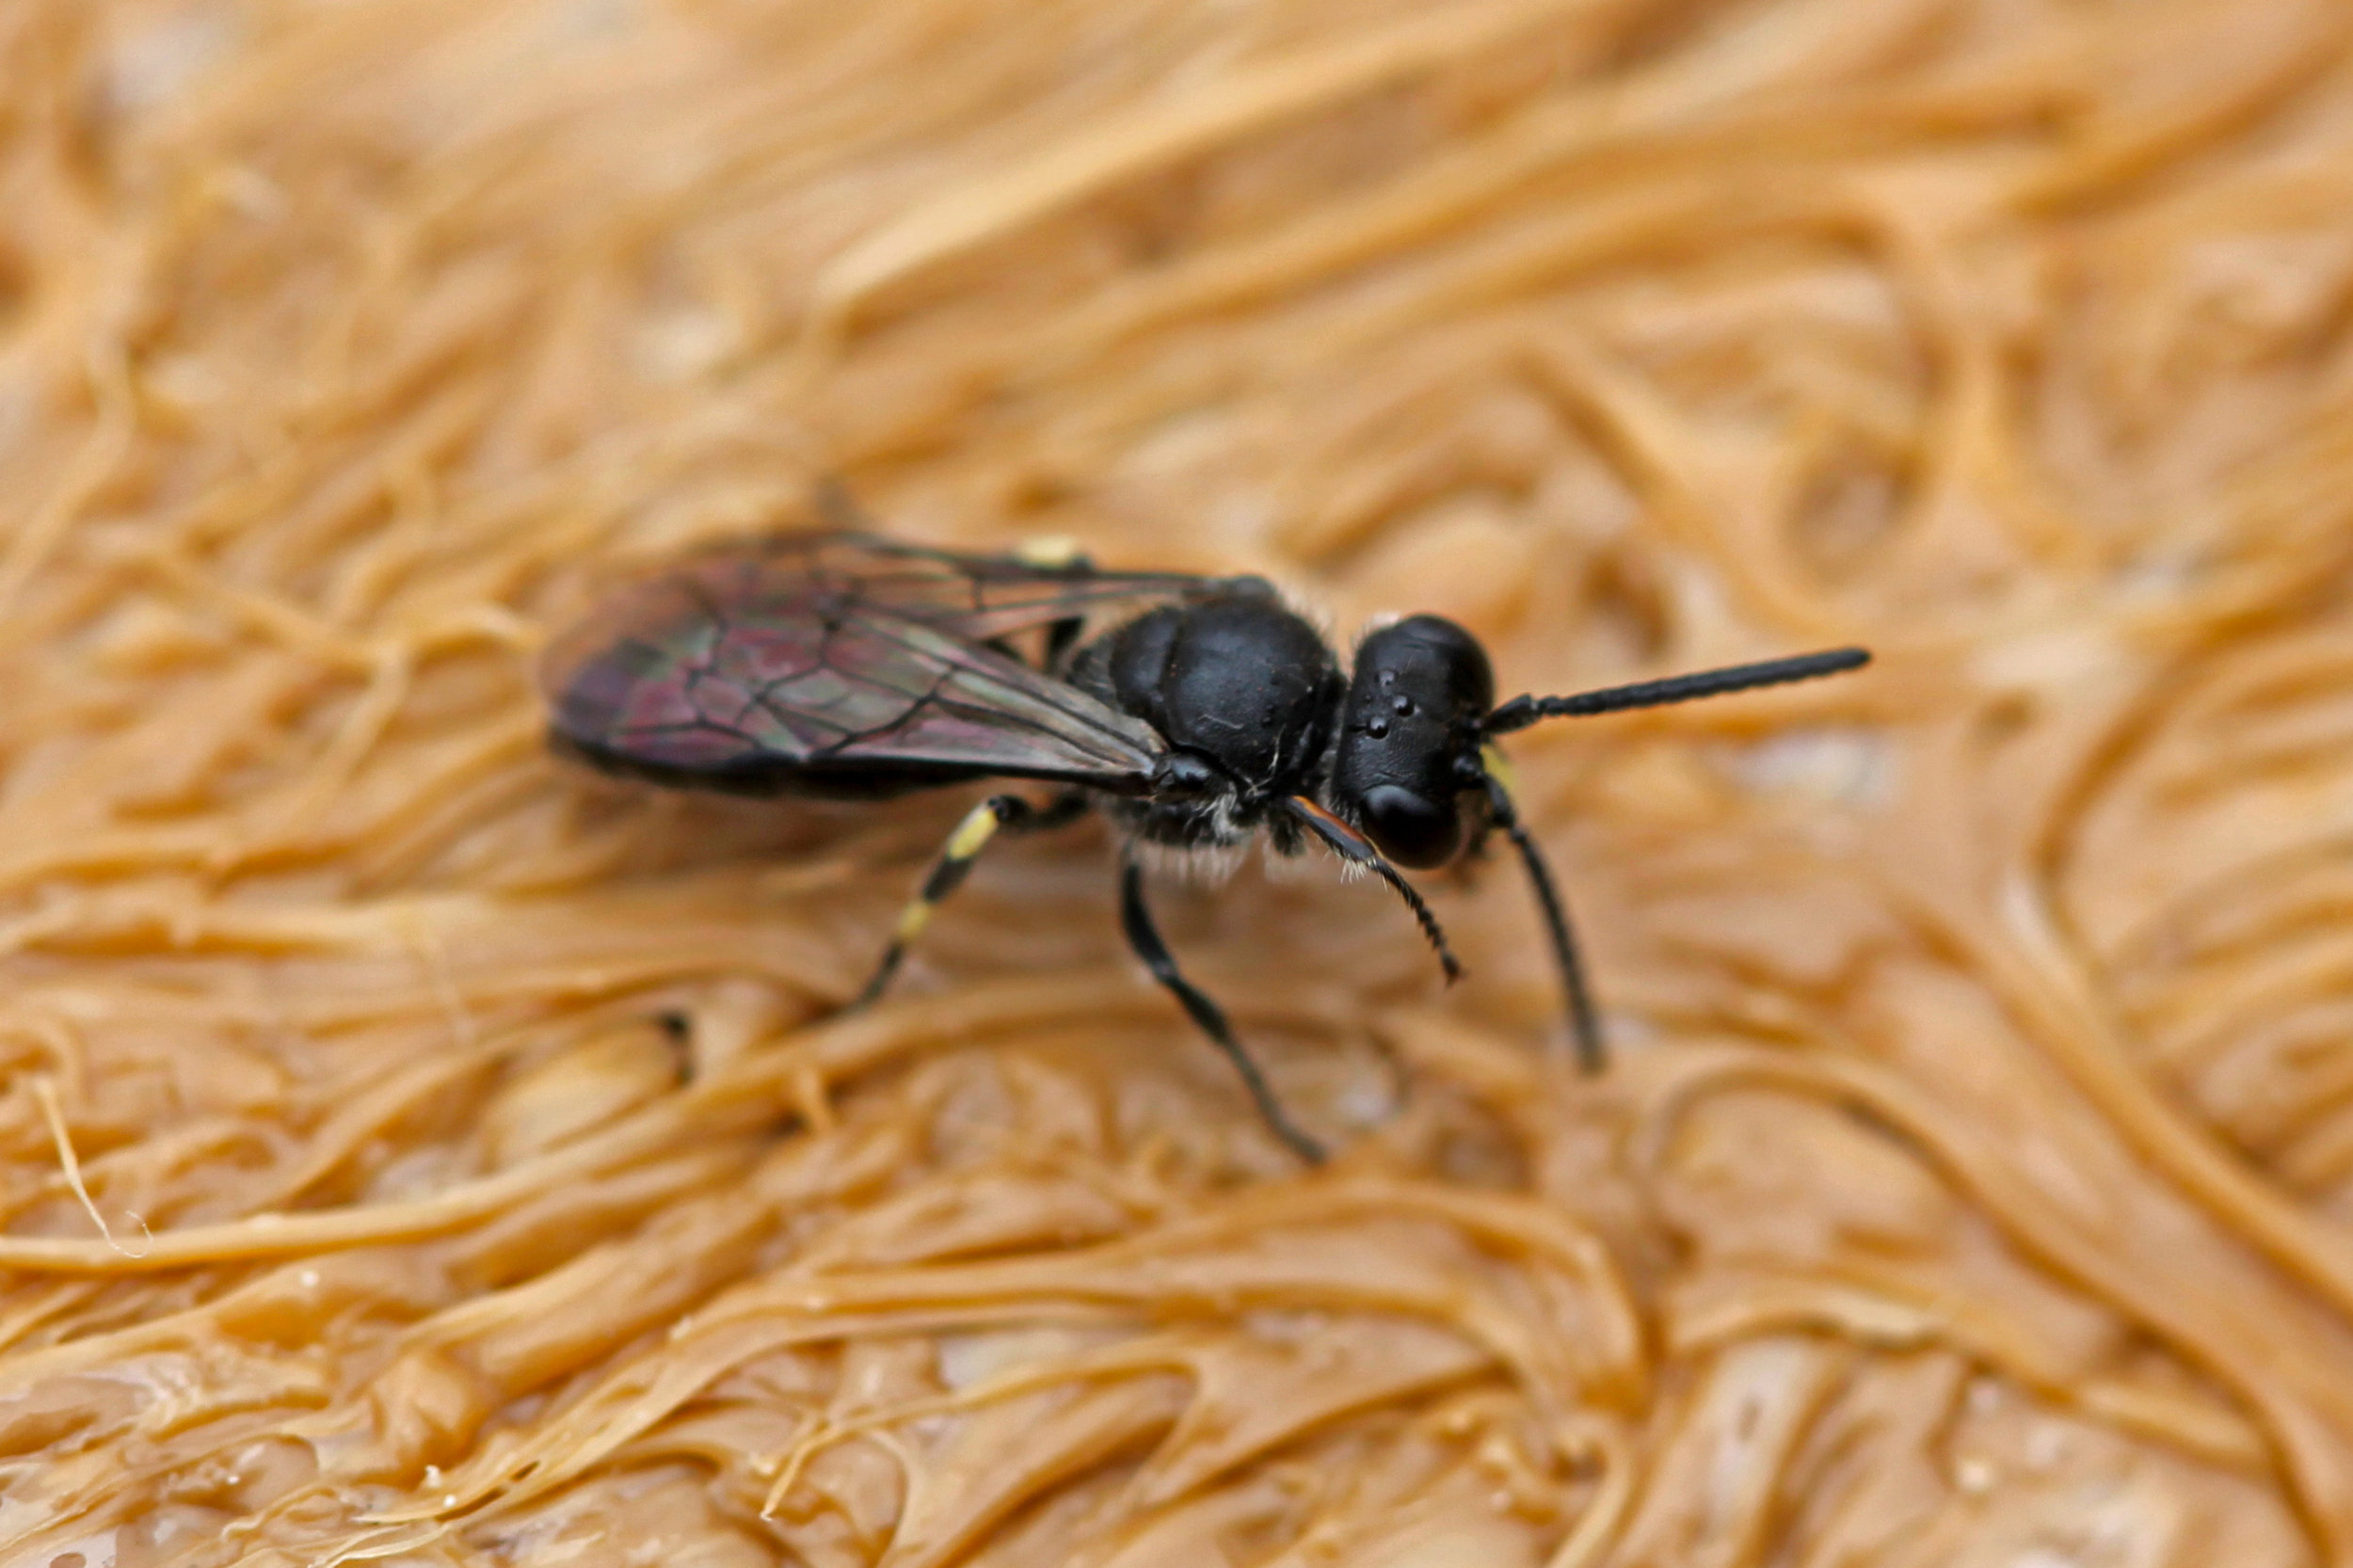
1483, 648, 1870, 735
1481, 775, 1605, 1073
1286, 797, 1462, 984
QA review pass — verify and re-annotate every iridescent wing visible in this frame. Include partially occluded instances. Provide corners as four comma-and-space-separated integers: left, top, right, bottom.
542, 532, 1235, 795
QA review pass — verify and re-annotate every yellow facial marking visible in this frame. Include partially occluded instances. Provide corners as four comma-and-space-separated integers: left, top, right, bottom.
1481, 744, 1517, 792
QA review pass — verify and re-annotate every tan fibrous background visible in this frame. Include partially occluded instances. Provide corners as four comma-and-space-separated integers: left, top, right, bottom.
4, 0, 2353, 1562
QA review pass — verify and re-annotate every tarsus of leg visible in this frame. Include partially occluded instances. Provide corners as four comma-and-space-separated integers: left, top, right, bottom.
1481, 773, 1605, 1073
1118, 858, 1326, 1164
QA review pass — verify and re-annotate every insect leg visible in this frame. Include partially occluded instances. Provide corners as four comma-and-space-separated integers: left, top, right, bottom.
1281, 795, 1462, 982
1117, 859, 1327, 1165
855, 791, 1090, 1007
1042, 613, 1088, 671
1480, 768, 1606, 1074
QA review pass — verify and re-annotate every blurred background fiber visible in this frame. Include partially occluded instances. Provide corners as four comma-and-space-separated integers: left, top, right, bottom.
4, 0, 2353, 1561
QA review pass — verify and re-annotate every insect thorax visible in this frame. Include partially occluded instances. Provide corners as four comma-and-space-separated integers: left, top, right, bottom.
1071, 589, 1343, 859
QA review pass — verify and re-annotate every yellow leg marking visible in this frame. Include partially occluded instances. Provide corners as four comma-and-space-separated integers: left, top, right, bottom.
862, 797, 1027, 1009
945, 800, 1003, 860
1014, 536, 1083, 568
891, 801, 1003, 942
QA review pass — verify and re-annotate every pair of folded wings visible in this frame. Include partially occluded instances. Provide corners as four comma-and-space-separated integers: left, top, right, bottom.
542, 532, 1241, 792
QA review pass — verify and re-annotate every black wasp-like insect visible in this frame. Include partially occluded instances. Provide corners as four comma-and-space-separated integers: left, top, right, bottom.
543, 514, 1869, 1161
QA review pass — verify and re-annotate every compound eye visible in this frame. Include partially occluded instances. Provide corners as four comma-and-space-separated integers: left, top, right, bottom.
1358, 784, 1463, 870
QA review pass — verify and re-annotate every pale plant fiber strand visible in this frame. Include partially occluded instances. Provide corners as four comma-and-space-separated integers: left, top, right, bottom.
2, 0, 2352, 1562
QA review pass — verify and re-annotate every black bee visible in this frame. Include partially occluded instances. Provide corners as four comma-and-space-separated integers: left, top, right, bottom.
543, 517, 1869, 1160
